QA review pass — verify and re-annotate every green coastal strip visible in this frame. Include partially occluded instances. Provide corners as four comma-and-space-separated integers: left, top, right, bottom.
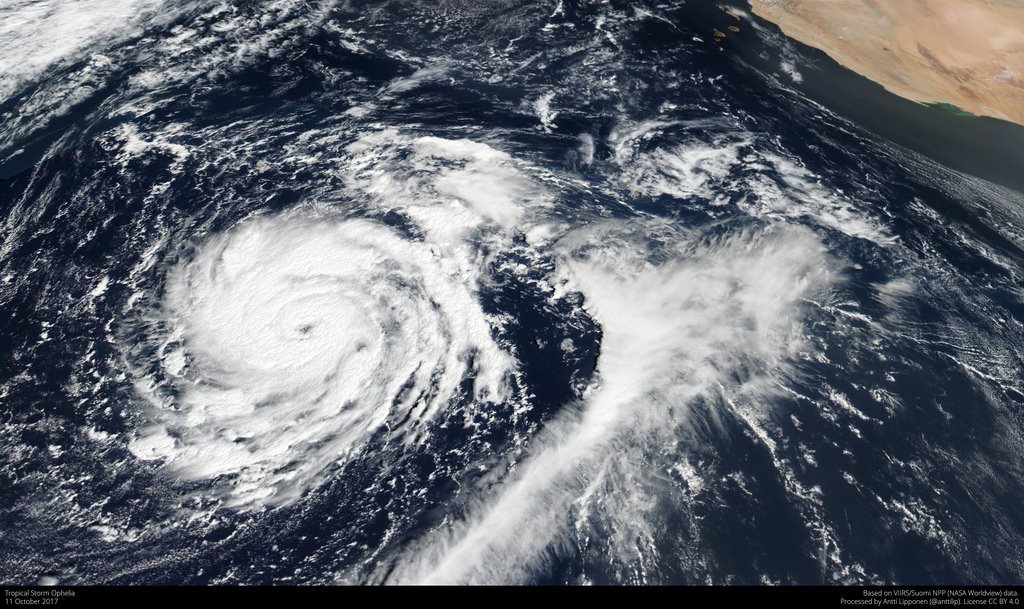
928, 102, 978, 119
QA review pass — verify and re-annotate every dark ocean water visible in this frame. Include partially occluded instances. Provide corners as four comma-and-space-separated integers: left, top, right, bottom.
1, 0, 1023, 585
743, 17, 1024, 195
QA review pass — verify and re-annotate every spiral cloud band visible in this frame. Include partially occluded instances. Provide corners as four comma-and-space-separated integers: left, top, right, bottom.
129, 214, 516, 509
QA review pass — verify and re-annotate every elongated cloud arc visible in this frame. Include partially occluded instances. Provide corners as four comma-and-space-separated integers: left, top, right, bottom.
382, 221, 837, 584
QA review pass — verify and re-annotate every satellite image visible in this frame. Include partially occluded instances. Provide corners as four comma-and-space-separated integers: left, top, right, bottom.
1, 0, 1023, 588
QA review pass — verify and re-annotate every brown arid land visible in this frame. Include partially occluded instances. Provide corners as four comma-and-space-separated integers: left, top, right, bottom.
749, 0, 1024, 125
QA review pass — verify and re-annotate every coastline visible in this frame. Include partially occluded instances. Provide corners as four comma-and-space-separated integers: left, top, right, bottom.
748, 0, 1024, 126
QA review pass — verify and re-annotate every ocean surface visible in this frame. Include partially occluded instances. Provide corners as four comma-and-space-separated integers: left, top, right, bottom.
1, 0, 1023, 585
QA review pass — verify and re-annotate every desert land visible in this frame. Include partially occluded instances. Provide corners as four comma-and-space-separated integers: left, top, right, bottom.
750, 0, 1024, 125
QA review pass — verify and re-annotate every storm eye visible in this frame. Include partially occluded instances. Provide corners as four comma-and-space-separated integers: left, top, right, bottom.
296, 323, 314, 336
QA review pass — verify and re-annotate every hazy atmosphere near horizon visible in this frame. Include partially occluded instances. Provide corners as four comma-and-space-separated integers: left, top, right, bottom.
1, 0, 1024, 587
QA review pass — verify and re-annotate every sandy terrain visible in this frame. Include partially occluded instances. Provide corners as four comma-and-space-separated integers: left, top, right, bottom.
749, 0, 1024, 125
